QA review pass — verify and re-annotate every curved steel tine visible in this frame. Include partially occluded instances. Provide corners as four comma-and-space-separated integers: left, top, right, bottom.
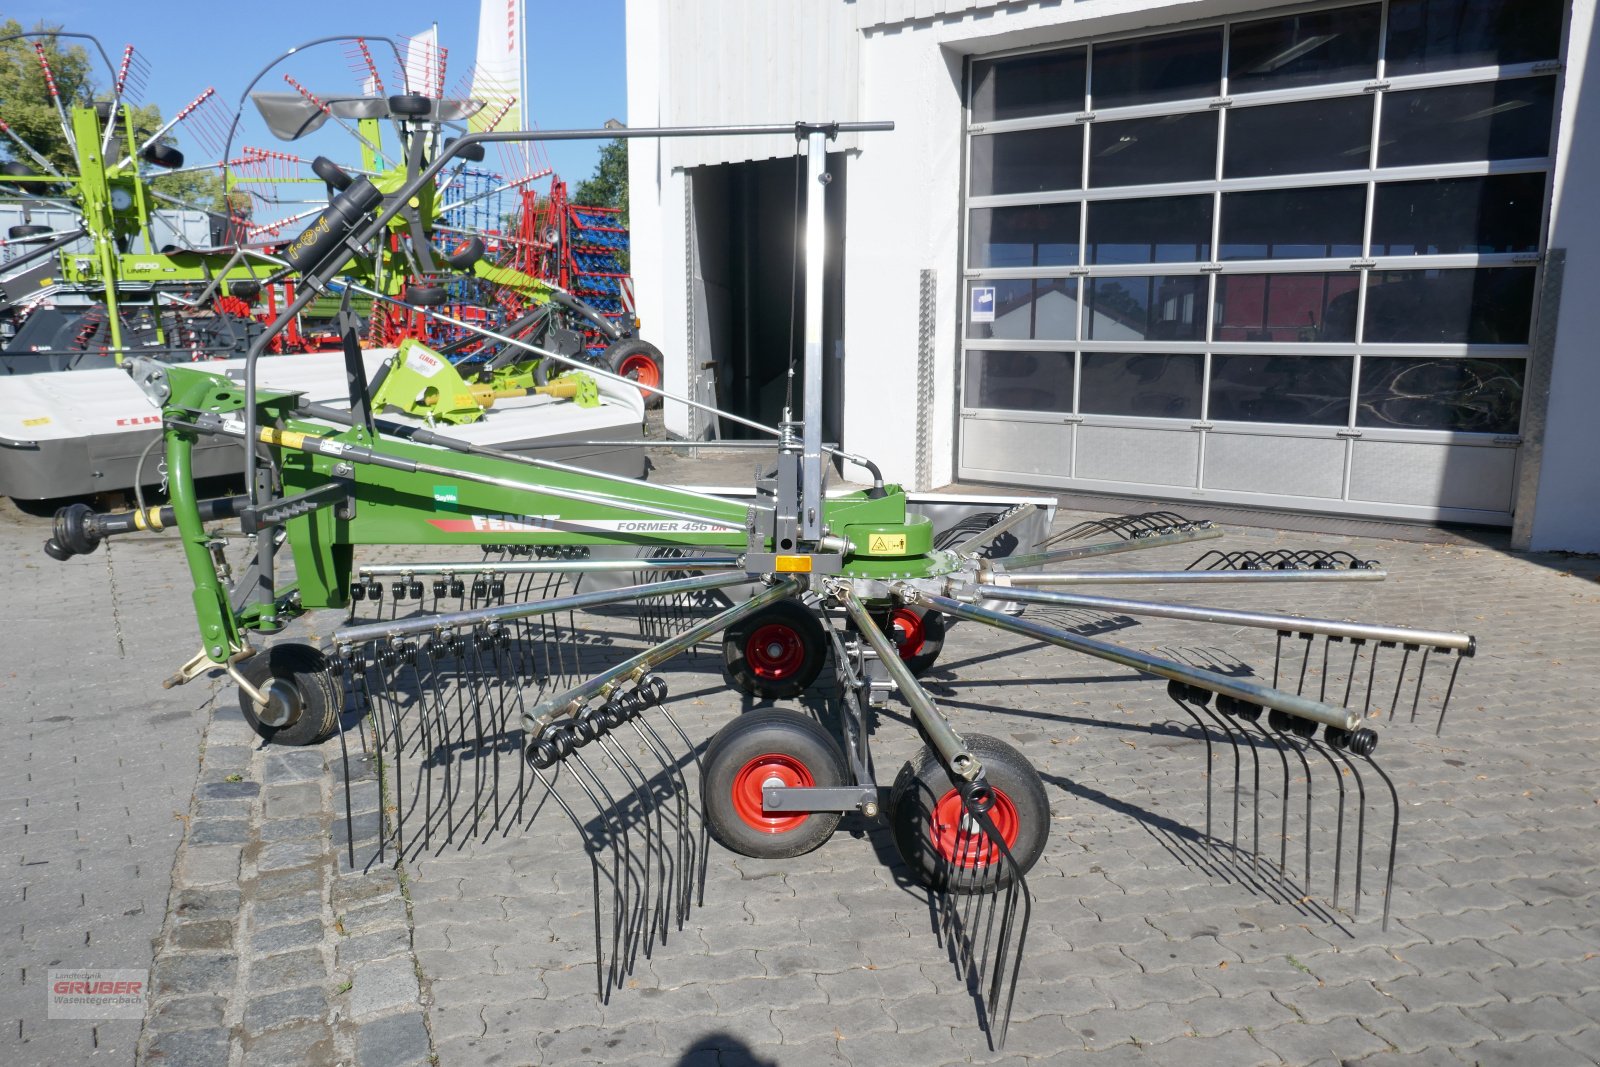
1304, 733, 1348, 908
653, 704, 712, 907
462, 639, 488, 845
1296, 633, 1315, 696
554, 753, 630, 1002
595, 730, 671, 953
631, 715, 695, 927
1269, 721, 1317, 893
1341, 639, 1362, 709
1244, 715, 1293, 878
568, 745, 650, 983
1318, 636, 1333, 703
1363, 752, 1402, 931
1390, 645, 1415, 721
1409, 647, 1433, 725
971, 803, 1029, 1050
532, 765, 608, 1002
1332, 745, 1369, 918
1436, 653, 1464, 735
1273, 631, 1286, 689
1195, 704, 1245, 864
1364, 642, 1383, 721
1169, 694, 1216, 856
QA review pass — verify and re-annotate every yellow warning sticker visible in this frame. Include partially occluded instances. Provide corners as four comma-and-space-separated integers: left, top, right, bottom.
868, 533, 907, 555
22, 416, 50, 426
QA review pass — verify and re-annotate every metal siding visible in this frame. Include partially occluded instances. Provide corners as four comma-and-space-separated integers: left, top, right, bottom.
659, 0, 861, 171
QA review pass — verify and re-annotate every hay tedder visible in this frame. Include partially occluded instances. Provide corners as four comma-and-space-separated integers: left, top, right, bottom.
42, 121, 1475, 1048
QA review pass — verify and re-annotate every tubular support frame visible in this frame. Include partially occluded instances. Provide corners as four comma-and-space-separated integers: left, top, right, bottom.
999, 569, 1388, 587
909, 590, 1363, 731
355, 557, 746, 578
523, 579, 802, 737
334, 571, 751, 647
964, 585, 1474, 653
835, 586, 982, 782
998, 527, 1223, 570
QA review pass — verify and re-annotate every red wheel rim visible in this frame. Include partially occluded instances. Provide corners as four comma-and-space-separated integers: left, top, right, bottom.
618, 353, 662, 391
929, 788, 1020, 869
891, 608, 925, 659
746, 623, 806, 680
731, 753, 814, 833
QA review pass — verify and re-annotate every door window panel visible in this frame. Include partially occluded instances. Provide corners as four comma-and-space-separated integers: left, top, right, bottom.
1084, 276, 1206, 341
1224, 96, 1373, 179
1220, 186, 1366, 260
969, 203, 1081, 268
971, 48, 1087, 122
1356, 356, 1524, 433
1370, 173, 1546, 255
1214, 273, 1360, 343
1086, 195, 1212, 265
1089, 111, 1218, 188
971, 125, 1084, 196
1209, 354, 1353, 425
1227, 5, 1382, 93
1363, 268, 1537, 344
1080, 352, 1203, 418
964, 350, 1075, 412
1385, 0, 1565, 77
966, 279, 1080, 341
1379, 78, 1557, 167
1091, 28, 1223, 109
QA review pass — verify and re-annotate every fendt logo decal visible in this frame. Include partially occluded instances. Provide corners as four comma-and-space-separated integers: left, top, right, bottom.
428, 513, 722, 535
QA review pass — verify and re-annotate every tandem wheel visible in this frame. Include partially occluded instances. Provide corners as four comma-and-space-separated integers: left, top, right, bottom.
722, 599, 827, 700
701, 708, 849, 859
888, 734, 1049, 892
889, 605, 946, 677
235, 642, 342, 747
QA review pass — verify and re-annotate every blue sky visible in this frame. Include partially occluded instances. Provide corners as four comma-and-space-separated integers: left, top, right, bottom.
3, 1, 627, 190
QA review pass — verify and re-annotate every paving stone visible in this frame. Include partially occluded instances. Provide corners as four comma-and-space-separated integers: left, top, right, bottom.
336, 925, 412, 967
170, 919, 234, 951
152, 954, 238, 997
178, 845, 242, 886
249, 948, 326, 989
263, 782, 323, 818
355, 1010, 432, 1067
1276, 979, 1403, 1025
1457, 1034, 1596, 1067
263, 750, 326, 784
1250, 1016, 1392, 1065
240, 1021, 334, 1067
243, 984, 328, 1032
1468, 995, 1593, 1040
147, 994, 226, 1032
249, 919, 323, 956
187, 819, 251, 846
257, 816, 323, 842
142, 1026, 231, 1067
252, 890, 322, 928
199, 780, 260, 800
1366, 1007, 1499, 1053
255, 838, 326, 872
348, 956, 420, 1018
254, 866, 322, 900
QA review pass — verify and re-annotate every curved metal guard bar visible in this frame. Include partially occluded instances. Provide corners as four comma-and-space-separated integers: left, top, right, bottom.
961, 585, 1475, 654
997, 527, 1223, 570
907, 589, 1363, 731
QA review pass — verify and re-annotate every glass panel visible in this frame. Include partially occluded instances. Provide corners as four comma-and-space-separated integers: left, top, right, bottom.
1080, 352, 1203, 418
1356, 356, 1524, 433
964, 350, 1074, 412
971, 125, 1083, 196
1086, 195, 1212, 265
1219, 186, 1366, 260
971, 48, 1088, 122
1363, 268, 1537, 344
1228, 5, 1382, 93
1379, 78, 1556, 167
1223, 96, 1373, 179
1213, 273, 1360, 343
1089, 111, 1218, 187
1091, 28, 1223, 109
969, 204, 1081, 268
966, 279, 1079, 341
1084, 276, 1206, 341
1370, 173, 1546, 255
1386, 0, 1565, 77
1209, 354, 1353, 425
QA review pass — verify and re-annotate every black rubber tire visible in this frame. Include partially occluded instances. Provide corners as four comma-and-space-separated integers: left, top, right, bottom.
893, 606, 945, 677
442, 235, 484, 269
142, 142, 184, 169
235, 643, 342, 747
702, 708, 848, 859
722, 599, 827, 700
888, 734, 1049, 892
228, 279, 261, 302
8, 224, 50, 240
602, 338, 665, 408
444, 136, 485, 162
2, 161, 36, 178
405, 284, 448, 308
388, 93, 433, 117
312, 155, 353, 191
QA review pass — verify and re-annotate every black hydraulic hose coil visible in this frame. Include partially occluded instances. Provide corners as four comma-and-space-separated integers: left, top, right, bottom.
281, 177, 384, 278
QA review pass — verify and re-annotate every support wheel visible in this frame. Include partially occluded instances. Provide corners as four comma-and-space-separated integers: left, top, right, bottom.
888, 734, 1049, 891
235, 643, 342, 747
890, 606, 945, 677
603, 339, 665, 408
702, 709, 848, 859
722, 599, 827, 699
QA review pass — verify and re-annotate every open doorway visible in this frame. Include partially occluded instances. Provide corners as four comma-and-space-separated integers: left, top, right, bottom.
687, 152, 847, 441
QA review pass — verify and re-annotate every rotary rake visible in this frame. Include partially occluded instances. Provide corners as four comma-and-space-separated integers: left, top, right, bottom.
41, 121, 1476, 1051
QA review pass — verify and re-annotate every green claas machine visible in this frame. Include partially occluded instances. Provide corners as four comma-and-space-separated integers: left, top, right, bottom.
41, 121, 1477, 1050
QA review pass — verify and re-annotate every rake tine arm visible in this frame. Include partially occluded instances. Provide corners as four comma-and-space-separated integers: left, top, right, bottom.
998, 525, 1223, 571
995, 568, 1388, 587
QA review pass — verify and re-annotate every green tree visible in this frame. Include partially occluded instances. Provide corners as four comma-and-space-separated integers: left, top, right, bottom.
0, 20, 224, 211
574, 138, 628, 223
